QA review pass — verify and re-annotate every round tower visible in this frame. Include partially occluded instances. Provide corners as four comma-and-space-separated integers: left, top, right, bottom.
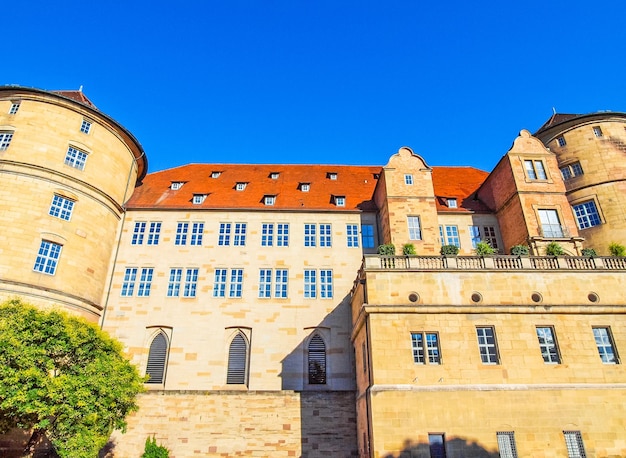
535, 112, 626, 254
0, 86, 146, 320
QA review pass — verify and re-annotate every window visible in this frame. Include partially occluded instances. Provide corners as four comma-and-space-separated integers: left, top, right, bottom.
308, 334, 327, 384
563, 431, 586, 458
593, 327, 618, 364
33, 240, 62, 275
64, 146, 88, 170
233, 223, 247, 246
469, 226, 481, 248
361, 224, 375, 248
0, 131, 13, 151
191, 222, 204, 245
218, 223, 231, 246
213, 268, 243, 298
319, 224, 332, 247
327, 172, 337, 180
226, 332, 249, 385
167, 268, 197, 297
121, 267, 138, 296
560, 162, 584, 180
497, 432, 518, 458
428, 434, 446, 458
236, 182, 247, 191
334, 196, 345, 207
560, 166, 572, 180
320, 270, 333, 299
175, 222, 189, 245
304, 269, 317, 298
593, 126, 603, 138
167, 268, 182, 297
131, 222, 146, 245
441, 225, 460, 247
538, 209, 564, 237
404, 174, 413, 185
407, 216, 422, 240
211, 171, 221, 178
277, 223, 289, 246
258, 269, 288, 298
229, 269, 243, 297
557, 136, 567, 147
261, 223, 274, 246
411, 332, 441, 364
9, 102, 20, 114
476, 327, 499, 364
446, 198, 457, 208
192, 194, 206, 204
137, 268, 154, 297
147, 222, 161, 245
183, 268, 199, 297
347, 224, 359, 247
304, 224, 317, 247
573, 201, 601, 229
145, 332, 169, 384
482, 226, 498, 249
270, 172, 280, 179
170, 181, 184, 190
48, 195, 75, 221
214, 269, 227, 297
264, 195, 275, 206
571, 162, 584, 176
80, 119, 92, 134
524, 159, 547, 180
300, 183, 310, 192
536, 326, 560, 364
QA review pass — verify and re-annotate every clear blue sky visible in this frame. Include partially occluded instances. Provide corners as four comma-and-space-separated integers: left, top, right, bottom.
6, 1, 626, 174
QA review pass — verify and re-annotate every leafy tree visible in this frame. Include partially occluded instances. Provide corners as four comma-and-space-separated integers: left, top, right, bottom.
0, 299, 144, 458
142, 436, 170, 458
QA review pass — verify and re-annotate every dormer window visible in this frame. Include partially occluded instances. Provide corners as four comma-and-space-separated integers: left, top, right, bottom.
300, 183, 311, 192
327, 172, 338, 180
192, 194, 207, 205
211, 171, 222, 178
264, 195, 276, 206
447, 198, 457, 208
373, 173, 380, 179
170, 182, 184, 190
236, 182, 247, 191
270, 172, 280, 179
334, 196, 346, 207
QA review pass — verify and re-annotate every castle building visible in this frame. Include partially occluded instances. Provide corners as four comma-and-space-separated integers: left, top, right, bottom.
1, 86, 625, 457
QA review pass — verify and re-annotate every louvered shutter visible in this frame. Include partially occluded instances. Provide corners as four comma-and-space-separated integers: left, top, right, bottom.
308, 334, 327, 384
146, 333, 168, 384
227, 334, 248, 385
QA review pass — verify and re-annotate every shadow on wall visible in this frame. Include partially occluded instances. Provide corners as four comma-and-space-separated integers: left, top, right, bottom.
383, 437, 499, 458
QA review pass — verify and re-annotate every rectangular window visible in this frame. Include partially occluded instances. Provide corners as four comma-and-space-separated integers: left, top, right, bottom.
444, 225, 460, 247
213, 269, 227, 297
147, 222, 161, 245
192, 194, 206, 204
319, 224, 332, 247
428, 434, 446, 458
183, 268, 199, 297
304, 269, 317, 298
264, 195, 275, 206
300, 183, 310, 192
131, 222, 146, 245
236, 182, 247, 191
536, 326, 561, 364
469, 226, 481, 248
335, 196, 345, 207
593, 126, 603, 138
277, 223, 289, 246
447, 198, 457, 208
557, 136, 567, 147
404, 174, 413, 185
593, 327, 618, 364
121, 267, 138, 296
167, 268, 182, 297
573, 201, 601, 229
407, 216, 422, 240
258, 269, 272, 298
304, 224, 317, 247
275, 269, 288, 298
258, 268, 288, 298
0, 131, 14, 150
229, 269, 243, 297
563, 431, 586, 458
571, 162, 584, 176
191, 222, 204, 245
80, 119, 92, 134
476, 327, 499, 364
411, 332, 441, 364
33, 240, 62, 275
137, 268, 154, 297
64, 146, 88, 170
261, 223, 274, 246
560, 166, 572, 180
219, 223, 231, 246
561, 162, 584, 180
175, 222, 189, 245
482, 226, 498, 249
320, 270, 333, 299
538, 209, 564, 237
233, 223, 247, 246
49, 195, 75, 221
524, 159, 547, 180
362, 224, 375, 248
497, 432, 518, 458
170, 181, 184, 190
9, 102, 20, 114
347, 224, 359, 247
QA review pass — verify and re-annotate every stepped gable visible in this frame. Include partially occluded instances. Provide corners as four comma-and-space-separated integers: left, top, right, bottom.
431, 166, 490, 212
126, 163, 382, 211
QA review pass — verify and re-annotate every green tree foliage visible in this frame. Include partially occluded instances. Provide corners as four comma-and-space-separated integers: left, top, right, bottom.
402, 243, 416, 255
609, 242, 626, 257
545, 242, 565, 256
142, 436, 170, 458
474, 240, 496, 256
377, 243, 396, 255
0, 299, 144, 458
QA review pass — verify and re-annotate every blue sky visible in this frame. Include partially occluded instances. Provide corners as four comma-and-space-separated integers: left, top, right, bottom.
6, 1, 626, 173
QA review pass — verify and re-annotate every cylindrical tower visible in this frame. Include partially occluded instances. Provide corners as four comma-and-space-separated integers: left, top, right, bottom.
0, 86, 146, 320
535, 112, 626, 254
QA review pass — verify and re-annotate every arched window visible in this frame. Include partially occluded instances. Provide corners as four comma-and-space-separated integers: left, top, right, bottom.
227, 332, 249, 385
145, 332, 168, 384
308, 334, 327, 384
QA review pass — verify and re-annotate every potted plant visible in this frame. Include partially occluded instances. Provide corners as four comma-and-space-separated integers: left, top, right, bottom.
510, 244, 529, 256
377, 243, 396, 256
581, 248, 597, 257
545, 242, 565, 256
609, 242, 626, 257
402, 243, 416, 255
440, 244, 459, 256
475, 240, 496, 256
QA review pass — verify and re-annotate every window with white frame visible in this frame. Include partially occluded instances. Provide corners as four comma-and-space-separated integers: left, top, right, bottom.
334, 196, 345, 207
9, 102, 20, 114
64, 146, 88, 170
440, 225, 460, 247
320, 270, 333, 298
0, 131, 13, 150
213, 268, 243, 298
327, 172, 337, 180
226, 332, 249, 385
573, 201, 601, 229
258, 268, 288, 298
304, 224, 317, 247
593, 327, 618, 364
346, 224, 359, 247
469, 226, 481, 248
497, 432, 518, 458
308, 334, 327, 384
277, 223, 289, 246
167, 268, 182, 297
233, 223, 247, 246
304, 269, 317, 298
211, 171, 221, 178
264, 195, 275, 206
300, 183, 310, 192
361, 224, 375, 248
137, 268, 154, 297
236, 182, 247, 191
145, 332, 169, 384
183, 268, 199, 297
524, 159, 547, 180
175, 222, 189, 245
593, 126, 603, 138
33, 240, 62, 275
319, 224, 332, 247
48, 195, 75, 221
192, 194, 206, 204
446, 198, 457, 208
218, 223, 231, 246
563, 431, 586, 458
476, 327, 499, 364
404, 174, 413, 185
191, 222, 203, 245
560, 162, 584, 180
131, 222, 146, 245
230, 269, 244, 297
147, 222, 161, 245
557, 136, 566, 147
411, 332, 441, 364
80, 119, 92, 134
538, 209, 564, 237
167, 268, 199, 298
170, 181, 184, 190
407, 216, 422, 240
261, 223, 274, 246
121, 267, 138, 296
536, 326, 560, 364
270, 172, 279, 179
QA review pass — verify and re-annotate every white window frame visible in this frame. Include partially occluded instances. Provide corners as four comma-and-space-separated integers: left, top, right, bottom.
170, 182, 184, 190
229, 268, 243, 298
132, 222, 146, 245
190, 222, 204, 245
411, 332, 441, 364
536, 326, 560, 364
33, 240, 62, 275
593, 327, 618, 364
0, 131, 13, 151
192, 194, 206, 204
258, 268, 288, 298
320, 270, 333, 299
347, 224, 359, 247
137, 267, 154, 297
524, 159, 547, 180
167, 268, 182, 297
407, 216, 422, 240
557, 136, 566, 147
218, 223, 231, 246
175, 222, 189, 246
146, 222, 161, 245
538, 209, 564, 238
319, 224, 332, 247
300, 183, 310, 192
64, 146, 88, 170
446, 198, 457, 208
304, 269, 317, 298
261, 223, 274, 246
233, 223, 247, 246
277, 223, 289, 246
335, 196, 345, 207
80, 119, 92, 134
404, 174, 413, 185
9, 102, 20, 114
121, 267, 138, 296
211, 171, 221, 178
183, 268, 199, 297
304, 223, 317, 247
476, 326, 499, 364
49, 194, 75, 221
441, 225, 460, 247
264, 195, 275, 206
593, 126, 603, 138
236, 182, 247, 191
573, 201, 601, 229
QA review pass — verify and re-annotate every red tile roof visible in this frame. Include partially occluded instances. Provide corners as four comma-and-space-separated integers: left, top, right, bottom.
127, 164, 381, 212
534, 113, 580, 135
431, 166, 490, 213
53, 90, 97, 108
